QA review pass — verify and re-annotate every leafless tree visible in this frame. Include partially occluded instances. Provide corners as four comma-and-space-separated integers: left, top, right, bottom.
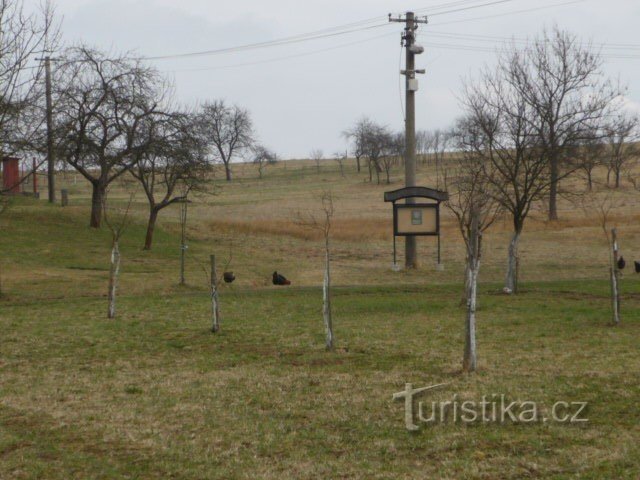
461, 66, 553, 294
130, 111, 208, 250
310, 148, 323, 173
581, 191, 625, 325
377, 132, 402, 185
446, 122, 502, 372
252, 144, 277, 179
295, 191, 335, 350
343, 117, 373, 173
501, 27, 619, 220
0, 0, 59, 196
333, 151, 346, 177
423, 129, 451, 188
571, 129, 606, 191
359, 121, 391, 185
198, 100, 254, 182
54, 46, 166, 228
605, 113, 639, 188
103, 193, 134, 319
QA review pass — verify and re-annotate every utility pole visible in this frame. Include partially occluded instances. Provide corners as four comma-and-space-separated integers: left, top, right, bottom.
37, 55, 57, 203
390, 12, 427, 269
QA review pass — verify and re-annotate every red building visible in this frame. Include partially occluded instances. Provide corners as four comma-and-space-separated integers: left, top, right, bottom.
2, 157, 21, 194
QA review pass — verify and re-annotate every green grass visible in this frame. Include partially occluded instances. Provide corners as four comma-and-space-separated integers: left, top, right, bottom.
2, 282, 640, 478
1, 163, 640, 478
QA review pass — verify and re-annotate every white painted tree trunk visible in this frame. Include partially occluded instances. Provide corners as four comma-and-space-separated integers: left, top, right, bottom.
210, 255, 221, 333
107, 240, 121, 319
323, 245, 334, 350
610, 229, 621, 326
504, 230, 521, 294
463, 214, 480, 372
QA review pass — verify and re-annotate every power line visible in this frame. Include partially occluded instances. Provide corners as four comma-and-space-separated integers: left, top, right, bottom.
140, 0, 526, 62
427, 0, 585, 26
144, 23, 391, 61
163, 32, 397, 73
418, 0, 520, 17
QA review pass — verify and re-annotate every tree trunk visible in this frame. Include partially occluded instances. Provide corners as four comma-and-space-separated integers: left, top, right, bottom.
587, 170, 593, 191
610, 228, 621, 325
210, 255, 221, 333
90, 182, 106, 228
367, 160, 372, 182
224, 163, 232, 182
463, 265, 479, 372
144, 207, 159, 250
356, 156, 361, 173
463, 213, 480, 372
323, 244, 334, 350
504, 230, 521, 294
615, 168, 621, 188
107, 240, 121, 319
548, 152, 559, 221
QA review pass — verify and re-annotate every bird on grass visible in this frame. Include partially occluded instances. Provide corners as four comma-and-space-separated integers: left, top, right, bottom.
272, 271, 291, 286
223, 272, 235, 283
617, 256, 626, 270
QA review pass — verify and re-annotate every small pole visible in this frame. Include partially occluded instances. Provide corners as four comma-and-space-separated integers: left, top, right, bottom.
179, 200, 188, 286
393, 234, 397, 267
611, 228, 621, 325
61, 189, 68, 207
32, 158, 37, 194
210, 255, 221, 333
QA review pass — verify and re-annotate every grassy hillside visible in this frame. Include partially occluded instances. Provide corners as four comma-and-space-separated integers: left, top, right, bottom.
1, 159, 640, 478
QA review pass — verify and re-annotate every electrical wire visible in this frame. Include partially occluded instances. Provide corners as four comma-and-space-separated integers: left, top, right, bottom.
418, 0, 519, 17
141, 0, 526, 62
143, 23, 391, 61
427, 0, 584, 26
163, 31, 397, 73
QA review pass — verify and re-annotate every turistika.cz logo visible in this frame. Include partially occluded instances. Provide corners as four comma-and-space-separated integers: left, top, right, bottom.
393, 383, 589, 431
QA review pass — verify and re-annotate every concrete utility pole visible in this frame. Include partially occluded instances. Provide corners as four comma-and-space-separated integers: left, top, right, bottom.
44, 56, 56, 203
390, 12, 427, 269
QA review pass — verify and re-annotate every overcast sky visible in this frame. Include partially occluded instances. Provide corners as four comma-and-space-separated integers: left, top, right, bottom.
44, 0, 640, 158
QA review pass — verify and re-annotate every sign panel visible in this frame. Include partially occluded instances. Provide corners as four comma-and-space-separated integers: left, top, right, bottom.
394, 204, 439, 236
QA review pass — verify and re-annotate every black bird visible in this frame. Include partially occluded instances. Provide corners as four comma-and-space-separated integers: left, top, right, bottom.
617, 256, 626, 270
223, 272, 235, 283
634, 261, 640, 273
272, 271, 291, 286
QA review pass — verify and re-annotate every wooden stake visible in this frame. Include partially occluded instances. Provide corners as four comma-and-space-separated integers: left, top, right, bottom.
210, 255, 221, 333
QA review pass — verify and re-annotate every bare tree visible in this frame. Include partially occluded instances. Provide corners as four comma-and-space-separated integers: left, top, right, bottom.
359, 121, 391, 185
461, 66, 554, 294
198, 100, 254, 182
446, 125, 502, 372
605, 113, 639, 188
103, 193, 134, 319
0, 1, 59, 196
581, 191, 624, 325
296, 191, 336, 350
343, 117, 372, 173
572, 129, 606, 191
502, 27, 619, 220
424, 129, 451, 188
252, 144, 277, 179
54, 46, 166, 228
310, 149, 323, 173
130, 111, 208, 250
378, 133, 402, 185
333, 151, 347, 177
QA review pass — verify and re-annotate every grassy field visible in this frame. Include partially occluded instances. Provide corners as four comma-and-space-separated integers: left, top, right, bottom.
1, 159, 640, 479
